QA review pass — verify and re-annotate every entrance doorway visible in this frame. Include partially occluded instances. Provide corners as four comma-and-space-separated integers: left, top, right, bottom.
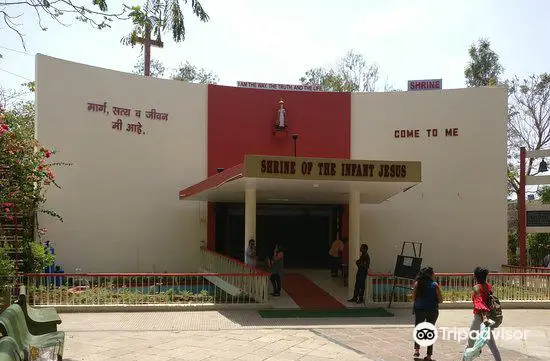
214, 203, 340, 269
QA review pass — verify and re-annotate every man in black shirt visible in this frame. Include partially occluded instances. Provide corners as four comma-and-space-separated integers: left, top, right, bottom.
348, 243, 370, 303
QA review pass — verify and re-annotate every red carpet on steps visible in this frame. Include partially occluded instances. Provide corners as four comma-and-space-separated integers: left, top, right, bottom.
282, 273, 346, 310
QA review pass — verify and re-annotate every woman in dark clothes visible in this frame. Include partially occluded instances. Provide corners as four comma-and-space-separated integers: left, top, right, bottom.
347, 244, 370, 303
412, 266, 443, 360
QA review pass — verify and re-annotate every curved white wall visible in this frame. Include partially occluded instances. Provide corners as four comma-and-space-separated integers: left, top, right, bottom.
351, 88, 508, 273
36, 55, 207, 272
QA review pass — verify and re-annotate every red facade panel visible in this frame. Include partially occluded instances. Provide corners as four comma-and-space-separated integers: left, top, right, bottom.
206, 85, 352, 250
207, 85, 351, 176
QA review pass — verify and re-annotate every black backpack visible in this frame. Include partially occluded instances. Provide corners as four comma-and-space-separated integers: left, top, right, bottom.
482, 284, 503, 328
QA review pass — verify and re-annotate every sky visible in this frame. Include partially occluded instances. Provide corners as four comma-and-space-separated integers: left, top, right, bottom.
1, 0, 549, 101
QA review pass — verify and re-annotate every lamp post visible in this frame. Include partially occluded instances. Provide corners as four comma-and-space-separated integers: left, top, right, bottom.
292, 134, 298, 157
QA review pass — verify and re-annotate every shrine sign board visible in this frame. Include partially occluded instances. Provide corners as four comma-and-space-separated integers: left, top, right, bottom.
407, 79, 442, 91
243, 155, 422, 183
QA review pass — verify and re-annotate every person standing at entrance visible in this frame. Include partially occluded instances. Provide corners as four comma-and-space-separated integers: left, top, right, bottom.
328, 237, 344, 277
245, 239, 256, 267
412, 266, 442, 360
348, 244, 370, 303
268, 245, 284, 296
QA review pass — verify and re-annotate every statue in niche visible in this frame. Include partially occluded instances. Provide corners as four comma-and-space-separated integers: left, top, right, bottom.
277, 98, 286, 129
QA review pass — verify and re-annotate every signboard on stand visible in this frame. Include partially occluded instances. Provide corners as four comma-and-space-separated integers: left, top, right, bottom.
388, 241, 423, 309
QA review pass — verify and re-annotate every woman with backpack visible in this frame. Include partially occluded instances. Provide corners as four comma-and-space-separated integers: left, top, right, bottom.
412, 266, 442, 360
464, 266, 502, 361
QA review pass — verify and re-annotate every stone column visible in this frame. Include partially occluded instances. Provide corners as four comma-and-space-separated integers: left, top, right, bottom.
244, 188, 257, 253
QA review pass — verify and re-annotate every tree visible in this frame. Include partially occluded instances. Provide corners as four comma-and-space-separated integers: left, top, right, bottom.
122, 0, 209, 76
507, 74, 550, 197
464, 38, 504, 87
506, 74, 550, 266
0, 0, 127, 52
171, 61, 218, 84
0, 86, 29, 110
0, 100, 68, 274
299, 50, 382, 92
133, 58, 166, 77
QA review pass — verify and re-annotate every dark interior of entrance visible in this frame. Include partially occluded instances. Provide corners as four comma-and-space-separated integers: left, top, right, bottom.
215, 203, 342, 269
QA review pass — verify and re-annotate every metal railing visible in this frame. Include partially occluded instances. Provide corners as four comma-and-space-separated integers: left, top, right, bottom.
1, 264, 548, 308
20, 271, 269, 307
200, 247, 270, 303
501, 264, 550, 274
367, 272, 550, 303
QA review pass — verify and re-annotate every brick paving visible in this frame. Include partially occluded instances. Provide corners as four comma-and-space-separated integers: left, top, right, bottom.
62, 329, 368, 361
58, 309, 550, 360
314, 327, 547, 361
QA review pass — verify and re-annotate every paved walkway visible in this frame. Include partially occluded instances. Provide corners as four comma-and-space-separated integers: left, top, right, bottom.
60, 309, 550, 360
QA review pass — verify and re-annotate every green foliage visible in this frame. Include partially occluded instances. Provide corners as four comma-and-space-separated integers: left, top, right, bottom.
507, 163, 519, 198
0, 104, 69, 228
122, 0, 209, 48
507, 231, 519, 266
299, 50, 382, 92
1, 100, 68, 274
171, 61, 218, 84
0, 244, 15, 288
22, 241, 55, 274
24, 286, 258, 305
22, 82, 36, 93
464, 38, 504, 87
538, 186, 550, 203
527, 233, 550, 266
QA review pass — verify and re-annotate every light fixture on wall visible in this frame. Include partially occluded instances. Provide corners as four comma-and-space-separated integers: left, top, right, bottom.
292, 134, 299, 157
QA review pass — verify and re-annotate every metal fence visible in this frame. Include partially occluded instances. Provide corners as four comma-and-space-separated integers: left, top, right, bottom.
200, 247, 270, 303
20, 271, 269, 307
2, 262, 549, 308
501, 264, 550, 274
367, 272, 550, 303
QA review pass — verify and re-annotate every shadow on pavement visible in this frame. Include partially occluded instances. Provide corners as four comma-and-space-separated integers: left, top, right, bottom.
312, 327, 546, 361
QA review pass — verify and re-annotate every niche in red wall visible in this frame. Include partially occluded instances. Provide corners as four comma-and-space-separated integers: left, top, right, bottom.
207, 85, 351, 176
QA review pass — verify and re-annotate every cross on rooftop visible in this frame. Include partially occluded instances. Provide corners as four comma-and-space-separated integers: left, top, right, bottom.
135, 24, 164, 77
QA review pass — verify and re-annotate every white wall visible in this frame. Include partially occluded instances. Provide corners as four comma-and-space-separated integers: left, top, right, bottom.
351, 87, 508, 273
36, 55, 207, 273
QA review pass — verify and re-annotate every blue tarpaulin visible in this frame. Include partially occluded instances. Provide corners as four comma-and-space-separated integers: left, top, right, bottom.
462, 324, 491, 361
